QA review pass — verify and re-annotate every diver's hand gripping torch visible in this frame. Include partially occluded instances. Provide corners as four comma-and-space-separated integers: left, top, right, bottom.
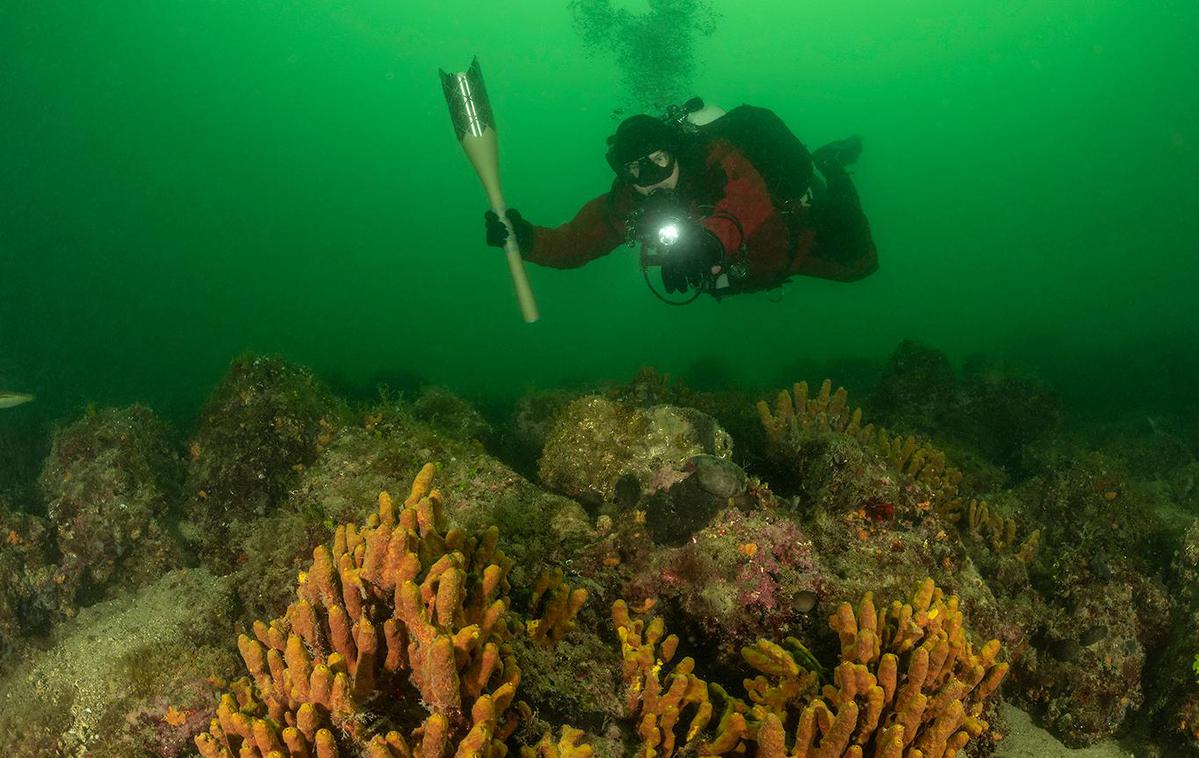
439, 57, 539, 323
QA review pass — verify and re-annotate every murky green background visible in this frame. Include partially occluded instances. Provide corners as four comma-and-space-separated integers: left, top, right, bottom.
3, 1, 1197, 424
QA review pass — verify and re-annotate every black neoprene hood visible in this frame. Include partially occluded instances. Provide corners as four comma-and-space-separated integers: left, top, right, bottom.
605, 115, 679, 174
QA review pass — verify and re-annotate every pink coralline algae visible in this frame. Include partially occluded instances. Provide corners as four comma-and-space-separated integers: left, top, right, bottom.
627, 506, 826, 663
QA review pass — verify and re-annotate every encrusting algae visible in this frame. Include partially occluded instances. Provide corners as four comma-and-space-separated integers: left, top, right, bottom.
195, 463, 588, 757
613, 577, 1008, 757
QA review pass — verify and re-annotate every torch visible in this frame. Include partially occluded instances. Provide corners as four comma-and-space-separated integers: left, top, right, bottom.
439, 57, 539, 323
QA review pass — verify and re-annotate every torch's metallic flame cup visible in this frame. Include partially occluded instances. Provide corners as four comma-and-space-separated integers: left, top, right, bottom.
439, 57, 496, 142
438, 56, 539, 323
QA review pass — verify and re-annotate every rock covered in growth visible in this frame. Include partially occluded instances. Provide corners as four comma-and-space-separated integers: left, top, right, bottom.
624, 507, 826, 668
228, 409, 594, 623
1011, 574, 1158, 747
984, 441, 1175, 747
606, 365, 774, 474
0, 569, 239, 758
507, 389, 575, 477
803, 500, 1023, 656
538, 396, 731, 504
1016, 450, 1167, 578
867, 340, 957, 434
951, 357, 1061, 471
0, 500, 65, 668
758, 379, 1040, 574
867, 342, 1061, 476
184, 355, 344, 558
1144, 518, 1199, 750
780, 429, 903, 515
641, 454, 752, 544
757, 379, 958, 514
38, 405, 184, 603
411, 385, 494, 449
754, 378, 1024, 651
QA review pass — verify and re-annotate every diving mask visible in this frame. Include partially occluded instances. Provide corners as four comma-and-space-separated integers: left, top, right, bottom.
627, 151, 676, 188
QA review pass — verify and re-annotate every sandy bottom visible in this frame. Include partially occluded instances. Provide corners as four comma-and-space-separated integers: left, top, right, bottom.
994, 703, 1138, 758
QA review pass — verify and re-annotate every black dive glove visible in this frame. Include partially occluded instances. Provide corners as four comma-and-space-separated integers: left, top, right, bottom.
660, 229, 723, 294
484, 209, 534, 252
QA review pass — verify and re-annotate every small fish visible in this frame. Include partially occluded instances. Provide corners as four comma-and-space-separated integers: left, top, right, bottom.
1048, 638, 1081, 662
795, 590, 819, 613
0, 391, 34, 409
1079, 625, 1109, 647
613, 474, 641, 509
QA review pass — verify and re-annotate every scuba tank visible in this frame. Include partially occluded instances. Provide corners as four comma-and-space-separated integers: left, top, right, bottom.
670, 97, 727, 127
658, 97, 814, 219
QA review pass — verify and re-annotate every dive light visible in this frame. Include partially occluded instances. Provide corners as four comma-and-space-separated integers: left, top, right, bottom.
657, 220, 682, 248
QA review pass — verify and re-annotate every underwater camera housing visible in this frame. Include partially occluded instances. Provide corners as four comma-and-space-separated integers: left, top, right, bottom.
626, 189, 695, 265
626, 188, 715, 305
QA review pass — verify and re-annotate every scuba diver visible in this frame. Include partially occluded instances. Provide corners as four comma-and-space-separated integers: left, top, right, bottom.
484, 99, 878, 303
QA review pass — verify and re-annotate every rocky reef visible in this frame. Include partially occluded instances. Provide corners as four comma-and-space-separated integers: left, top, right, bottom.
1, 405, 187, 677
183, 355, 347, 566
194, 464, 583, 755
39, 405, 185, 605
614, 577, 1007, 756
1, 343, 1197, 756
0, 498, 62, 665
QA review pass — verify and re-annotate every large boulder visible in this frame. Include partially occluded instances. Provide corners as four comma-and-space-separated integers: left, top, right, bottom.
0, 501, 65, 671
410, 385, 494, 449
229, 404, 593, 622
38, 405, 184, 605
867, 340, 956, 434
623, 506, 827, 670
538, 396, 732, 506
1010, 570, 1166, 747
182, 355, 346, 565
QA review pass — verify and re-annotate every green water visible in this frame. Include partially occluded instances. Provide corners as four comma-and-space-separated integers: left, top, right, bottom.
2, 1, 1197, 424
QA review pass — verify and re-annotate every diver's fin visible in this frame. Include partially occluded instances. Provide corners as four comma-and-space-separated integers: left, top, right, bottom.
813, 135, 863, 170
